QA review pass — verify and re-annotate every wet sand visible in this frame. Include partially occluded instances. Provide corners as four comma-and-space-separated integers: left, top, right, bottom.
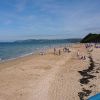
0, 44, 99, 100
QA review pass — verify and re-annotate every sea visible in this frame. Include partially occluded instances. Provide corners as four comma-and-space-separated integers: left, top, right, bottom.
0, 39, 80, 61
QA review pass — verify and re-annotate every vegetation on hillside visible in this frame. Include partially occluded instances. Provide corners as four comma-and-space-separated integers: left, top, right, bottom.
81, 33, 100, 43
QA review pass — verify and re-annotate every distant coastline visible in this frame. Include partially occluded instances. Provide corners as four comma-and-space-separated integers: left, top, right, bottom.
0, 38, 81, 43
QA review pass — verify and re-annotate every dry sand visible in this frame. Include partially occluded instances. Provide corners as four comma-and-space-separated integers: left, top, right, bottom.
0, 44, 99, 100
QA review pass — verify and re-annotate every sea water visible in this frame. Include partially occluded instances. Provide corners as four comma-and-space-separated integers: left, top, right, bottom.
0, 41, 70, 61
0, 38, 81, 61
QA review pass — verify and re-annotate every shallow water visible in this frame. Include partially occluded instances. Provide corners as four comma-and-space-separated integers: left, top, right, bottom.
0, 42, 69, 61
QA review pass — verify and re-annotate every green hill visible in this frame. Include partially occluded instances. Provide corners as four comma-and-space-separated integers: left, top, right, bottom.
81, 33, 100, 43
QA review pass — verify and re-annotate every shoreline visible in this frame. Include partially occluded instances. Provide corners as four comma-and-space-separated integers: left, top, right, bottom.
0, 43, 76, 63
0, 43, 74, 64
0, 52, 35, 63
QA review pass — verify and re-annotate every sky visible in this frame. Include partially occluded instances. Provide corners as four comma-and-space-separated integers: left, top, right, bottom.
0, 0, 100, 41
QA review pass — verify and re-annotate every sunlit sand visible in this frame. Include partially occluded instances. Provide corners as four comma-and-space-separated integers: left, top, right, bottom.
0, 44, 100, 100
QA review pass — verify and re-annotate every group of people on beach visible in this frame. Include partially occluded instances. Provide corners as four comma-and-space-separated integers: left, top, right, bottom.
85, 43, 100, 49
85, 43, 100, 53
77, 50, 86, 60
54, 48, 61, 55
39, 43, 100, 59
39, 46, 71, 56
77, 43, 100, 60
54, 47, 70, 55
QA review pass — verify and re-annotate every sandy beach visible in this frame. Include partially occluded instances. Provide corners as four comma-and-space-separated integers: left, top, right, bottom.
0, 44, 100, 100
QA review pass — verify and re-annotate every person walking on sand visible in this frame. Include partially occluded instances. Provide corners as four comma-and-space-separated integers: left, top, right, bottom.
59, 49, 61, 55
77, 50, 80, 58
54, 48, 56, 55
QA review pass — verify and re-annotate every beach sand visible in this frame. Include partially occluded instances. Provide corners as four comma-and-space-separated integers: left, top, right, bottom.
0, 44, 100, 100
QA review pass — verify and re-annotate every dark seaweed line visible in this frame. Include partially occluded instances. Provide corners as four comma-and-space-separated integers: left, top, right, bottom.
79, 56, 96, 85
78, 55, 96, 100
